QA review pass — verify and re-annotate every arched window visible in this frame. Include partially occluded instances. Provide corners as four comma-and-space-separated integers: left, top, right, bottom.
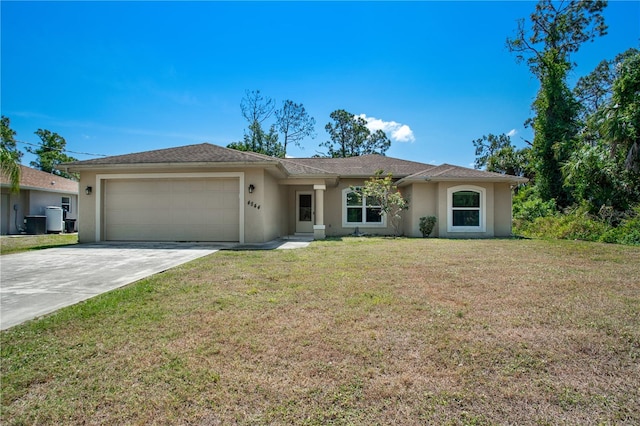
342, 188, 385, 227
447, 185, 486, 232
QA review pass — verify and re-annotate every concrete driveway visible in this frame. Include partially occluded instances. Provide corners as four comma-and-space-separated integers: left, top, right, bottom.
0, 242, 222, 330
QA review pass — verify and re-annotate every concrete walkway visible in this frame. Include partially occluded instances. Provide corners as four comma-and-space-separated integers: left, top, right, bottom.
0, 237, 312, 330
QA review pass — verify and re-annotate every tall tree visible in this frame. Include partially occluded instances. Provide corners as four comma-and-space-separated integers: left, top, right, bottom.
0, 116, 22, 192
601, 50, 640, 174
240, 89, 275, 152
27, 129, 77, 180
473, 133, 532, 178
562, 49, 640, 214
275, 100, 316, 155
227, 122, 284, 158
507, 0, 608, 207
228, 89, 286, 157
573, 48, 639, 146
321, 109, 391, 158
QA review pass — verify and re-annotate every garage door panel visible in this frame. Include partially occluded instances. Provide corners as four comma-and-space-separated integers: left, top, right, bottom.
105, 177, 240, 241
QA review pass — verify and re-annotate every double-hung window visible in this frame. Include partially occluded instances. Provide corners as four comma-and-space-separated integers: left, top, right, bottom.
343, 188, 384, 227
447, 186, 486, 232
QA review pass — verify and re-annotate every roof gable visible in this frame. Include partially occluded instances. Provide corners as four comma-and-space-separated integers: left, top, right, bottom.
1, 165, 79, 193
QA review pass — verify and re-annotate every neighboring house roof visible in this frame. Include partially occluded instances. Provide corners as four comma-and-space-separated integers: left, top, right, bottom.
63, 142, 527, 183
0, 165, 79, 194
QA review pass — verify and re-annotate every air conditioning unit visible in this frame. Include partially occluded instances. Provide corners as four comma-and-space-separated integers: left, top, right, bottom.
45, 206, 64, 234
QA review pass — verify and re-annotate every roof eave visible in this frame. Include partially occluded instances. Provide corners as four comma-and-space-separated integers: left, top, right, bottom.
0, 183, 79, 194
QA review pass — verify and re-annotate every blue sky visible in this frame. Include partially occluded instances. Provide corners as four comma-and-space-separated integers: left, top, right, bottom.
2, 1, 638, 168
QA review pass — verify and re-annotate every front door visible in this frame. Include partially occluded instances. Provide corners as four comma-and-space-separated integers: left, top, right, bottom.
296, 191, 314, 234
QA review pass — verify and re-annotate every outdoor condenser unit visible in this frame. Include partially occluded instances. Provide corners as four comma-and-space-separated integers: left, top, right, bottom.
45, 206, 64, 234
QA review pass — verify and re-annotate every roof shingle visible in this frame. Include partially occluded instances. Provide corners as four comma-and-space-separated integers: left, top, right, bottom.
64, 143, 281, 166
1, 165, 79, 193
62, 143, 527, 183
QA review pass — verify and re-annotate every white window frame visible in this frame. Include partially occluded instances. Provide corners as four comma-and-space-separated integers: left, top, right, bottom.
447, 185, 486, 233
342, 187, 386, 228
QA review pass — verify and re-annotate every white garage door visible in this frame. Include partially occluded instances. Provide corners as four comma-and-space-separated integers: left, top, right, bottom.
104, 178, 240, 241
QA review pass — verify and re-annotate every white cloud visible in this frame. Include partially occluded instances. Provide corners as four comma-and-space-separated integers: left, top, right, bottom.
507, 129, 517, 137
357, 114, 416, 143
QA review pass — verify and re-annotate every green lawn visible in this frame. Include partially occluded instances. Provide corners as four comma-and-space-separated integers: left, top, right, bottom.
2, 238, 639, 425
0, 234, 78, 255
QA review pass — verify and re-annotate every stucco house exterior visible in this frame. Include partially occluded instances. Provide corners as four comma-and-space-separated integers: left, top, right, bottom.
62, 143, 527, 244
1, 165, 79, 235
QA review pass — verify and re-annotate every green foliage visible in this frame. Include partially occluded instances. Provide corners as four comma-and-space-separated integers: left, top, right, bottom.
562, 143, 637, 212
27, 129, 77, 180
321, 109, 390, 158
473, 133, 532, 178
513, 185, 557, 223
353, 171, 408, 236
231, 90, 315, 157
228, 122, 285, 158
600, 217, 640, 246
419, 216, 437, 237
515, 202, 640, 246
601, 49, 640, 174
507, 0, 608, 207
1, 116, 22, 192
529, 50, 580, 207
506, 0, 608, 77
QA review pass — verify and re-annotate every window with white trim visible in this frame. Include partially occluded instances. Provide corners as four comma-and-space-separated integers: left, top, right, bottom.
447, 186, 486, 232
342, 188, 385, 227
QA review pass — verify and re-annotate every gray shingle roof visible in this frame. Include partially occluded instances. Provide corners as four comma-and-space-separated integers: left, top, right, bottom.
400, 164, 528, 183
63, 143, 527, 182
287, 154, 434, 177
63, 143, 281, 166
0, 165, 78, 193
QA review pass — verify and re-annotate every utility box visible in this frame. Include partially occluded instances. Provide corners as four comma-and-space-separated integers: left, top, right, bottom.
25, 216, 47, 235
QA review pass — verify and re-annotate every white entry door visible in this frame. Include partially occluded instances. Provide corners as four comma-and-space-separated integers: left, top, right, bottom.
296, 191, 314, 234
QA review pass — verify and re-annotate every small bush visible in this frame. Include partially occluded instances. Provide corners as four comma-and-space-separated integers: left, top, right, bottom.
513, 186, 556, 223
419, 216, 437, 237
599, 207, 640, 245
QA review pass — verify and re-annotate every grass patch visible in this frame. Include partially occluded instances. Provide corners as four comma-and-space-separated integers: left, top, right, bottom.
0, 234, 78, 255
2, 238, 639, 424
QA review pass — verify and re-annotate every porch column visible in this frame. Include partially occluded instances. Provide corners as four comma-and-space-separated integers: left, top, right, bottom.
313, 184, 326, 239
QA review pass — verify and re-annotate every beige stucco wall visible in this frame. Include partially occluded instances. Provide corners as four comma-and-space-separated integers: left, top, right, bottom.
403, 182, 438, 237
74, 166, 515, 243
259, 171, 287, 242
77, 167, 267, 243
323, 178, 399, 237
77, 170, 98, 243
403, 181, 514, 239
493, 182, 513, 237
